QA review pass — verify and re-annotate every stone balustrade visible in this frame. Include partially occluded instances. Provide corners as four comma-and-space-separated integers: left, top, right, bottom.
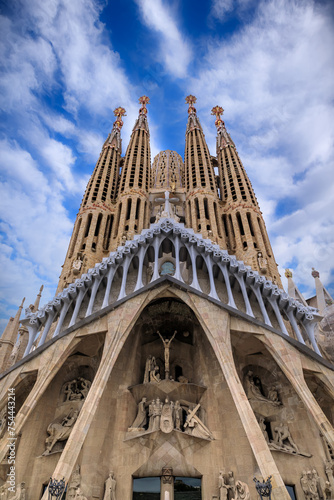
21, 218, 321, 357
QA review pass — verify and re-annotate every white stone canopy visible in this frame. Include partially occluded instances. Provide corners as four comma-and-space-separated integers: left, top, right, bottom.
22, 218, 322, 358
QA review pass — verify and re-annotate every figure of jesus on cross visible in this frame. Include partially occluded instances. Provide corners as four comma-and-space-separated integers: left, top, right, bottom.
156, 330, 177, 380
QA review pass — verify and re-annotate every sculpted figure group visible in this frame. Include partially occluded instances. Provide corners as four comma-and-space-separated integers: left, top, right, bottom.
219, 471, 250, 500
64, 377, 91, 402
43, 408, 79, 455
257, 416, 311, 457
300, 469, 331, 500
128, 397, 213, 440
245, 371, 281, 407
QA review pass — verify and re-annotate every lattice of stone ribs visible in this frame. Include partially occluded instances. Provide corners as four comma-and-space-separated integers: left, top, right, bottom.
21, 218, 321, 359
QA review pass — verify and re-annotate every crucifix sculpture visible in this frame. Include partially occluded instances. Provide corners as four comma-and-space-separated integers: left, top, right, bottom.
156, 330, 177, 380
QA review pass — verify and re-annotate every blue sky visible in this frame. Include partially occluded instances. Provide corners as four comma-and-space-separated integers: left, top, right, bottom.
0, 0, 334, 331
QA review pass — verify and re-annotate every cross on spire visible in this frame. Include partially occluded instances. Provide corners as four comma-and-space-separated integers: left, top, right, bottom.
139, 96, 150, 114
185, 95, 197, 113
211, 105, 224, 128
113, 106, 126, 129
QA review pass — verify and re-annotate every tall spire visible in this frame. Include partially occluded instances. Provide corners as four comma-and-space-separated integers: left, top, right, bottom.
0, 297, 25, 372
115, 97, 152, 242
212, 105, 281, 285
57, 107, 126, 293
33, 285, 44, 311
184, 96, 221, 241
311, 268, 334, 314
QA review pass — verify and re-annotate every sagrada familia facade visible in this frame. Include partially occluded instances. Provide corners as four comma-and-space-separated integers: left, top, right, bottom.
0, 96, 333, 500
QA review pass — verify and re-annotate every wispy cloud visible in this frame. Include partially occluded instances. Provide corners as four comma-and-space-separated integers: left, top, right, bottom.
136, 0, 192, 78
190, 0, 334, 294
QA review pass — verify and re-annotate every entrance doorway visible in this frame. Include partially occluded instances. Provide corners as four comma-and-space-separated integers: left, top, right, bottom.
133, 477, 160, 500
174, 477, 201, 499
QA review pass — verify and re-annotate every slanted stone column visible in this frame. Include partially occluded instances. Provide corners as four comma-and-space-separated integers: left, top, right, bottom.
41, 291, 151, 498
259, 333, 334, 449
171, 289, 290, 500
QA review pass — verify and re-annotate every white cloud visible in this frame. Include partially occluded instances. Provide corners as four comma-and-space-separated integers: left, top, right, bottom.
188, 0, 334, 297
136, 0, 192, 78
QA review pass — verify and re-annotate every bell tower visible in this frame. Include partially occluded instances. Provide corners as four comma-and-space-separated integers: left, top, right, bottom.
57, 107, 126, 292
113, 96, 151, 244
212, 106, 281, 285
184, 96, 223, 242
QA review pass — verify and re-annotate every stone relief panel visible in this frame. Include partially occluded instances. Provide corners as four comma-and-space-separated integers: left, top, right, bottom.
218, 470, 250, 500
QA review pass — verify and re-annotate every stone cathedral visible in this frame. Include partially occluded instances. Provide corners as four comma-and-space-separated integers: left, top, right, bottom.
0, 96, 333, 500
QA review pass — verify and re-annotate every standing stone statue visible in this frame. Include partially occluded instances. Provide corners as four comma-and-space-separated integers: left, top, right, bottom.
103, 471, 116, 500
184, 404, 214, 440
128, 397, 147, 431
160, 397, 174, 433
258, 416, 269, 443
156, 330, 177, 379
152, 398, 163, 431
74, 488, 87, 500
11, 483, 25, 500
219, 471, 228, 500
173, 401, 182, 431
227, 471, 236, 500
301, 470, 320, 500
312, 469, 325, 500
324, 481, 332, 499
143, 355, 155, 383
68, 464, 81, 499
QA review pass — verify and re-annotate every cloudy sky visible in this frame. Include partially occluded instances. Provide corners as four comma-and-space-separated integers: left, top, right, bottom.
0, 0, 334, 331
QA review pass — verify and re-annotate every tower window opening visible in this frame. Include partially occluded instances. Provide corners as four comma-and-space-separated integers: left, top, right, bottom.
247, 212, 255, 236
94, 213, 102, 237
135, 198, 140, 220
68, 218, 82, 259
91, 242, 96, 251
204, 198, 209, 220
195, 198, 200, 219
126, 198, 132, 220
236, 212, 245, 235
103, 214, 114, 251
84, 214, 92, 238
222, 215, 229, 237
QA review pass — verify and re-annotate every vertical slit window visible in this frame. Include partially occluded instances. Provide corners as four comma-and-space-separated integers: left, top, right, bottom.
247, 213, 255, 236
236, 212, 245, 236
84, 214, 92, 238
135, 198, 140, 219
126, 199, 132, 220
94, 213, 102, 237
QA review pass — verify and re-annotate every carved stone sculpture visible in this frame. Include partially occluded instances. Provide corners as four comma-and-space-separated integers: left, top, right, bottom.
227, 471, 236, 500
67, 464, 81, 499
174, 400, 182, 431
184, 404, 214, 440
152, 398, 163, 431
157, 330, 177, 380
219, 471, 228, 500
144, 355, 156, 383
245, 371, 280, 406
128, 397, 147, 431
149, 363, 161, 383
312, 469, 325, 500
325, 461, 334, 490
272, 422, 299, 453
103, 471, 116, 500
11, 482, 25, 500
233, 480, 250, 500
43, 408, 79, 455
74, 488, 87, 500
63, 378, 91, 402
258, 416, 269, 443
300, 470, 320, 500
160, 397, 174, 433
324, 481, 332, 499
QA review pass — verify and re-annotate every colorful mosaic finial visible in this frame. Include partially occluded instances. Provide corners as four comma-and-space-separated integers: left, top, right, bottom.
139, 96, 150, 114
211, 105, 224, 128
185, 95, 197, 113
311, 268, 320, 279
113, 107, 126, 129
285, 269, 293, 278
